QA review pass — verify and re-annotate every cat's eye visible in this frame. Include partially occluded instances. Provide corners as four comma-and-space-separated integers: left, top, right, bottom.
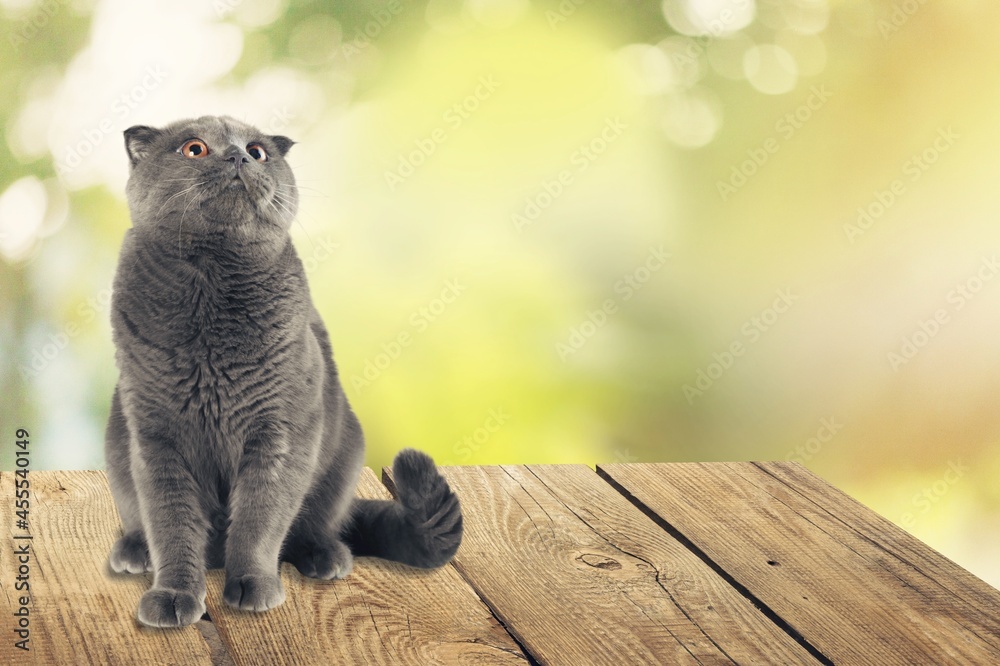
179, 139, 209, 158
247, 143, 267, 162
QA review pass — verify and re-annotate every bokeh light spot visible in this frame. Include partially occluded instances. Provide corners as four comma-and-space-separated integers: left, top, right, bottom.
662, 0, 756, 37
0, 177, 47, 263
743, 43, 798, 94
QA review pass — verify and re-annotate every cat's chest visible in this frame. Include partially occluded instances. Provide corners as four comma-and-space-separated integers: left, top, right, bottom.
182, 277, 274, 350
115, 266, 307, 408
164, 275, 283, 353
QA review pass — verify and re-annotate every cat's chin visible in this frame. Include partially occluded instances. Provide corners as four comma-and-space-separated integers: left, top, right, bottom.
210, 180, 261, 204
199, 190, 286, 233
203, 190, 258, 219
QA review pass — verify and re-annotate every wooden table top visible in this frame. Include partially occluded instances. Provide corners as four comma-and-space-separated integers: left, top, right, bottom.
2, 463, 998, 665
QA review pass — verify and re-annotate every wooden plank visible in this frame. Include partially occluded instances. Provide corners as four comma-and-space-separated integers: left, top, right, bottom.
598, 462, 1000, 666
205, 467, 527, 665
756, 461, 1000, 623
0, 471, 214, 665
384, 464, 818, 665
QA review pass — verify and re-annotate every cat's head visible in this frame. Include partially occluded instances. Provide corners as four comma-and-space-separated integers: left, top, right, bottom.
123, 115, 298, 245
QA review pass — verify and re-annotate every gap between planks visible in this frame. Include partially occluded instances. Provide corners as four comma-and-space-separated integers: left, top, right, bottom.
593, 465, 833, 665
385, 464, 822, 666
597, 461, 1000, 665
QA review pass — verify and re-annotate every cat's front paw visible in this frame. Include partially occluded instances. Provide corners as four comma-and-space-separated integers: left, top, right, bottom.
109, 532, 152, 574
287, 537, 354, 580
137, 588, 206, 628
223, 573, 285, 612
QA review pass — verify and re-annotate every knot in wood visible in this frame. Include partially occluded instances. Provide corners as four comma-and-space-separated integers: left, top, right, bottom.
576, 553, 622, 570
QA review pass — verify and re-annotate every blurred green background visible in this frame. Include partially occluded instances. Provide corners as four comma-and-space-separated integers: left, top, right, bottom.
1, 0, 998, 588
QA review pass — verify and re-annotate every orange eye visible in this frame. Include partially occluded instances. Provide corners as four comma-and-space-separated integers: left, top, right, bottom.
179, 139, 209, 158
247, 143, 267, 162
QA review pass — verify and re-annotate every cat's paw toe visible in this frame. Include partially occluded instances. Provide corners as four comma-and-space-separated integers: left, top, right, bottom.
289, 538, 353, 580
137, 588, 205, 628
110, 532, 152, 574
223, 574, 285, 612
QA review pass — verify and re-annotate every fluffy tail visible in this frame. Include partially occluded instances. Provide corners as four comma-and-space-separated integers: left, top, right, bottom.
342, 449, 463, 568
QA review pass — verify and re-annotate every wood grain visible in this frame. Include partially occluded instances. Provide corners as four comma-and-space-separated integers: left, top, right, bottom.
204, 467, 528, 666
0, 471, 214, 665
384, 464, 818, 665
599, 461, 1000, 666
8, 464, 998, 665
755, 461, 1000, 622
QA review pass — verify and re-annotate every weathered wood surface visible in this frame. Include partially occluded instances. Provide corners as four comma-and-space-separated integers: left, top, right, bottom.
3, 463, 998, 665
0, 471, 215, 665
598, 461, 1000, 666
756, 461, 1000, 623
204, 467, 528, 666
385, 464, 818, 665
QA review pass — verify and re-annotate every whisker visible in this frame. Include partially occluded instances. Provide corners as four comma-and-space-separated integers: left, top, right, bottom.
156, 182, 203, 218
176, 181, 207, 255
158, 178, 204, 186
277, 184, 327, 199
294, 218, 317, 247
286, 184, 328, 197
269, 196, 298, 226
271, 193, 298, 207
268, 194, 317, 247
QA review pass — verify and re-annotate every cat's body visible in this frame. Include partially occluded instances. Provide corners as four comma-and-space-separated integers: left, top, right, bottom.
105, 116, 462, 628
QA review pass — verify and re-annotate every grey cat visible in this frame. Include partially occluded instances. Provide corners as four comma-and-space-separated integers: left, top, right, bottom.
104, 115, 462, 628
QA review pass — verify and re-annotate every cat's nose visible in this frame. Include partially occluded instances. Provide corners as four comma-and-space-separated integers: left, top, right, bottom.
224, 146, 250, 171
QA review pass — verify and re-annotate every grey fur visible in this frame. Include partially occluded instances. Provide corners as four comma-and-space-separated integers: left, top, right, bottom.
105, 116, 462, 628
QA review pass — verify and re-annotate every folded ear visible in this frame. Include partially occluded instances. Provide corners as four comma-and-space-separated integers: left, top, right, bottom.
270, 135, 295, 157
124, 125, 162, 167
